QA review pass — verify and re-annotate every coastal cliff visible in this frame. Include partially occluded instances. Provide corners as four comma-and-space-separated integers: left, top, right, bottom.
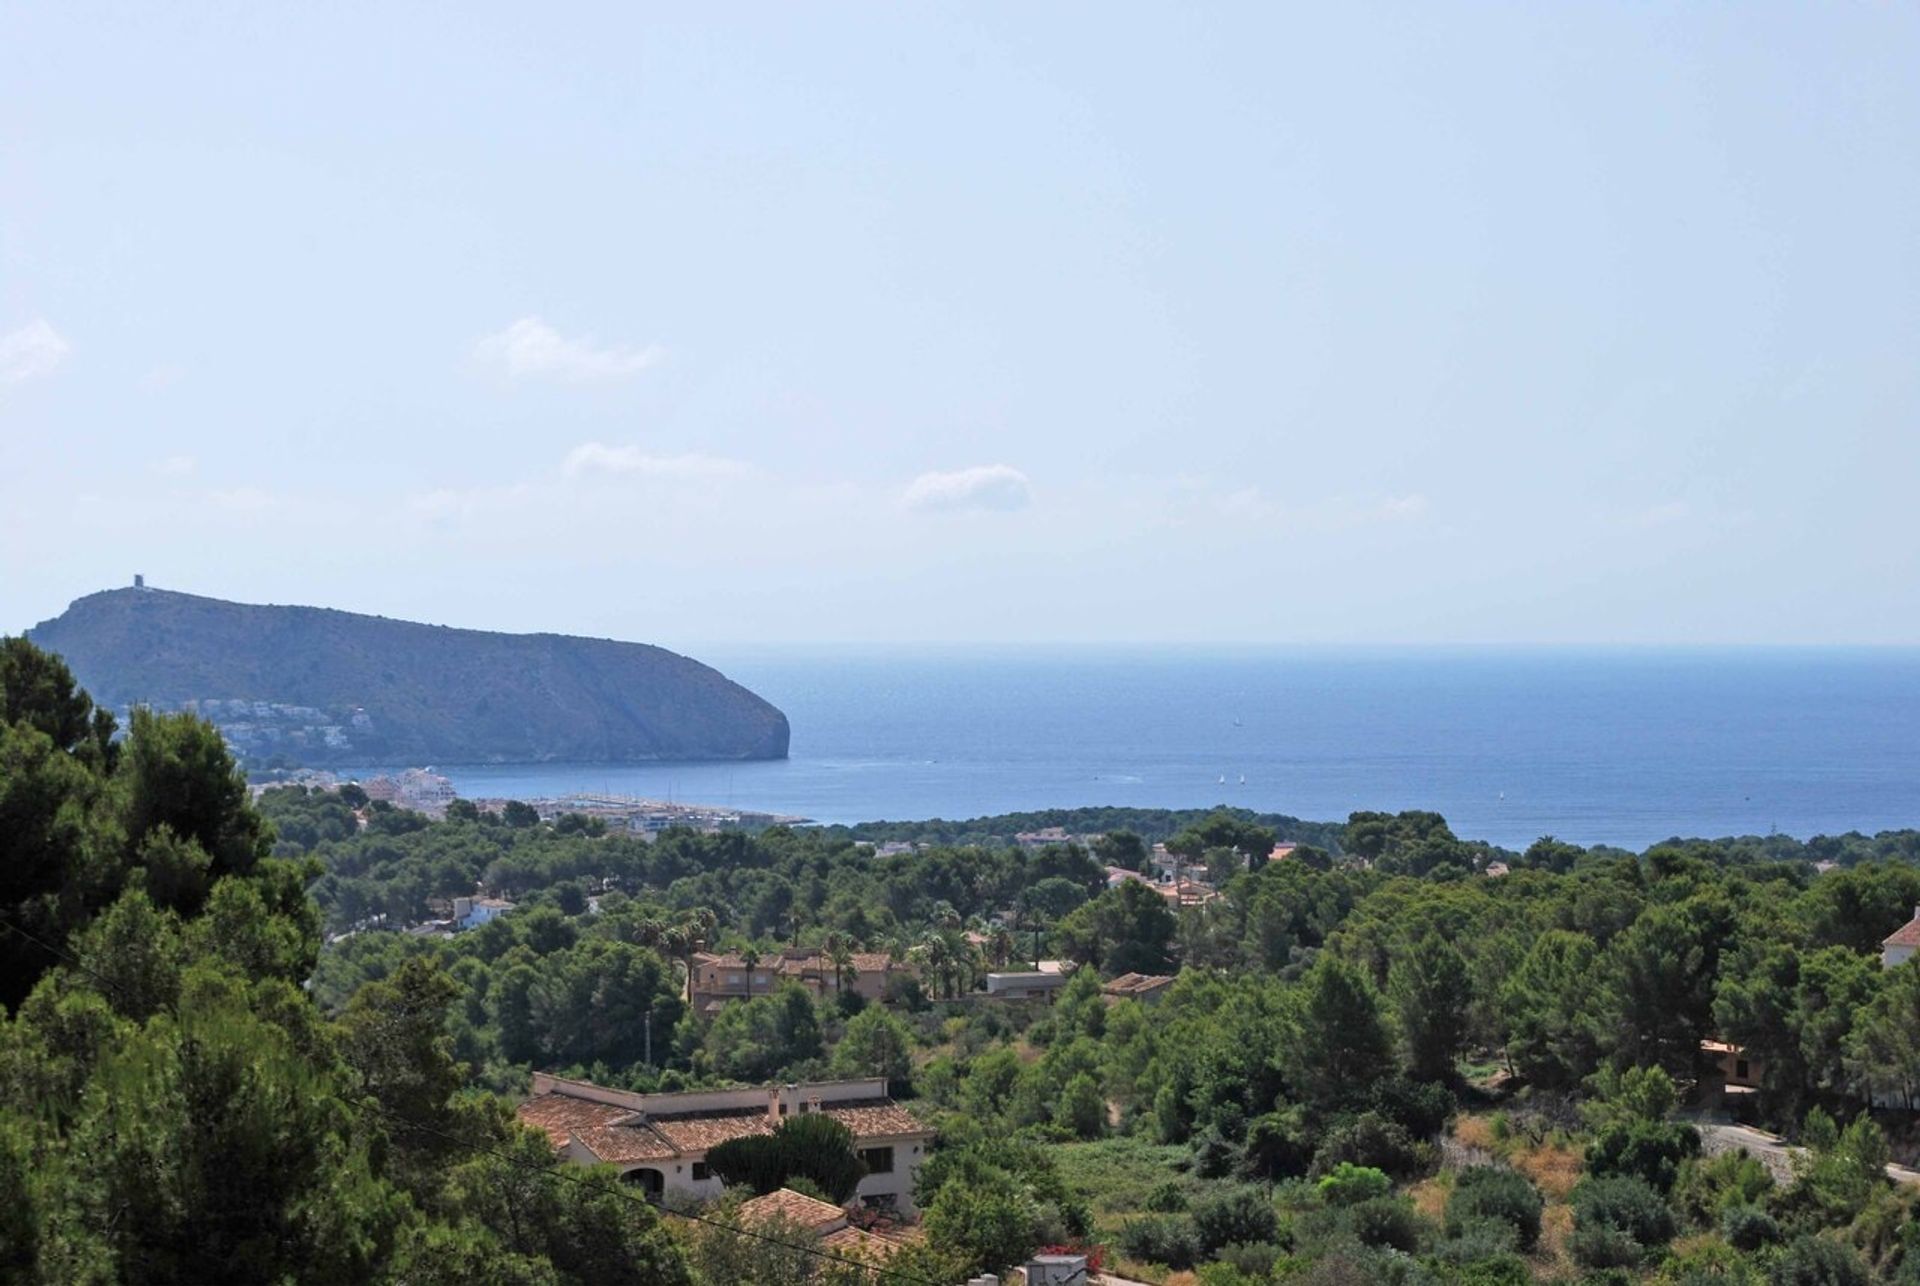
26, 587, 790, 766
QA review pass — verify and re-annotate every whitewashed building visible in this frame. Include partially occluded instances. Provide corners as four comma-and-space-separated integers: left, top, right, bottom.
518, 1073, 935, 1212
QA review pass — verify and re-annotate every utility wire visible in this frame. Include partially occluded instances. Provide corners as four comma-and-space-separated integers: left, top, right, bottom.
0, 914, 945, 1286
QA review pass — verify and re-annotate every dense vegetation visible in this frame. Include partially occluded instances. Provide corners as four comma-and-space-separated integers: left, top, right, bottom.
22, 631, 1920, 1282
0, 639, 702, 1283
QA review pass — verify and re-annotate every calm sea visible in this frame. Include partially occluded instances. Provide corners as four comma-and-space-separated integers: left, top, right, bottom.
378, 647, 1920, 852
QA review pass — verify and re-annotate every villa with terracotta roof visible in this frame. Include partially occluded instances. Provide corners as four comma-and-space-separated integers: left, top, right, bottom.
1883, 906, 1920, 968
689, 947, 914, 1017
518, 1072, 934, 1211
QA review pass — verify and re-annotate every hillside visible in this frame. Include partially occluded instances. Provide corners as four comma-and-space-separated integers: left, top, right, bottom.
26, 587, 790, 766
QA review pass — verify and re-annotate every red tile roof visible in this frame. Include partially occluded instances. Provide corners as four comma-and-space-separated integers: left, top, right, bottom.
649, 1108, 777, 1153
820, 1224, 906, 1259
1884, 918, 1920, 948
576, 1123, 678, 1164
739, 1187, 846, 1232
518, 1081, 931, 1163
821, 1099, 931, 1138
1102, 972, 1175, 997
517, 1093, 633, 1149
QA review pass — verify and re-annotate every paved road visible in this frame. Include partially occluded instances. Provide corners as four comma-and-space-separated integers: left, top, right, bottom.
1696, 1120, 1920, 1186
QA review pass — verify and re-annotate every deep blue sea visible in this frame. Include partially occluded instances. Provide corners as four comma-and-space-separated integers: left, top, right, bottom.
386, 648, 1920, 852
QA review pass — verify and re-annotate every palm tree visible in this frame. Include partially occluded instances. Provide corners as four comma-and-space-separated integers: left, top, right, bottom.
918, 932, 958, 1000
662, 922, 692, 999
823, 930, 856, 997
741, 946, 761, 1000
987, 925, 1015, 970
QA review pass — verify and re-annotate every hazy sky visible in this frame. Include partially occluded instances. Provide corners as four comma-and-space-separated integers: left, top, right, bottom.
4, 4, 1917, 647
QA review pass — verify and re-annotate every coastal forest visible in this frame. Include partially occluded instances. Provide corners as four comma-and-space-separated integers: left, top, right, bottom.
13, 636, 1920, 1284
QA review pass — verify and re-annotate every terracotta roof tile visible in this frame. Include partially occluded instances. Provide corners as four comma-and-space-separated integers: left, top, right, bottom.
1885, 919, 1920, 948
517, 1093, 633, 1149
821, 1099, 931, 1138
738, 1187, 846, 1232
1102, 972, 1175, 996
649, 1108, 776, 1153
820, 1225, 905, 1259
576, 1123, 679, 1164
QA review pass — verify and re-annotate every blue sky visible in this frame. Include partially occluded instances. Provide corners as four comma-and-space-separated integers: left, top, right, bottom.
3, 4, 1917, 646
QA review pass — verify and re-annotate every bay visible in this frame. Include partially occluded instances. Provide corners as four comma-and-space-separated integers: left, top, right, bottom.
360, 646, 1920, 852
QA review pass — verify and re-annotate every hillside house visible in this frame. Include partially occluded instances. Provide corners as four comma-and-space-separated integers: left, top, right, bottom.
518, 1073, 934, 1211
453, 896, 514, 930
1102, 972, 1175, 1004
984, 969, 1070, 1001
689, 948, 913, 1017
1883, 907, 1920, 968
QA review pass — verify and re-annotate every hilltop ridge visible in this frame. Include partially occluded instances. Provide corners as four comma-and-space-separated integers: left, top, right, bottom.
25, 586, 790, 766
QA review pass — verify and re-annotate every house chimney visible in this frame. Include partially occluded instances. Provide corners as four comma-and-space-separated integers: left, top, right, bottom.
767, 1088, 782, 1122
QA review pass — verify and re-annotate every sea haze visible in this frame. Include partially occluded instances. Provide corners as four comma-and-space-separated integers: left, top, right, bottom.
382, 647, 1920, 852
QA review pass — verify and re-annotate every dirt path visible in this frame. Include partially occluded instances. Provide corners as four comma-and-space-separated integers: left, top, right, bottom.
1695, 1120, 1920, 1187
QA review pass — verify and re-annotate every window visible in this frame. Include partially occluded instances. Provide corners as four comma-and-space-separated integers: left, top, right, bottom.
1735, 1059, 1750, 1080
858, 1146, 895, 1175
691, 1162, 710, 1182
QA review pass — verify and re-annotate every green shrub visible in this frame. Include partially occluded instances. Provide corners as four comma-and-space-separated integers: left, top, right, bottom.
1584, 1119, 1700, 1193
1116, 1213, 1200, 1269
1313, 1111, 1435, 1179
1568, 1221, 1644, 1270
1317, 1162, 1392, 1208
1212, 1241, 1284, 1277
1444, 1166, 1543, 1251
1570, 1175, 1674, 1268
1191, 1185, 1279, 1256
1145, 1179, 1189, 1213
1345, 1196, 1426, 1252
1432, 1215, 1519, 1262
1767, 1235, 1869, 1286
1244, 1108, 1315, 1180
1371, 1075, 1456, 1138
1434, 1255, 1532, 1286
1719, 1203, 1781, 1251
1671, 1150, 1774, 1228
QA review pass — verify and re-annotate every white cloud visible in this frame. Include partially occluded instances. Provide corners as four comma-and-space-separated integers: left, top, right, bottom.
474, 316, 661, 384
0, 319, 70, 386
562, 442, 749, 480
1375, 493, 1429, 521
206, 486, 275, 514
156, 455, 197, 478
1218, 486, 1271, 520
901, 464, 1033, 513
1629, 500, 1691, 529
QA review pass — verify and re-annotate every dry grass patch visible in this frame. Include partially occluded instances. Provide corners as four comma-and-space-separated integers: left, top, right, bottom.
1409, 1174, 1451, 1223
1533, 1202, 1577, 1279
1513, 1139, 1583, 1201
1452, 1113, 1503, 1157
